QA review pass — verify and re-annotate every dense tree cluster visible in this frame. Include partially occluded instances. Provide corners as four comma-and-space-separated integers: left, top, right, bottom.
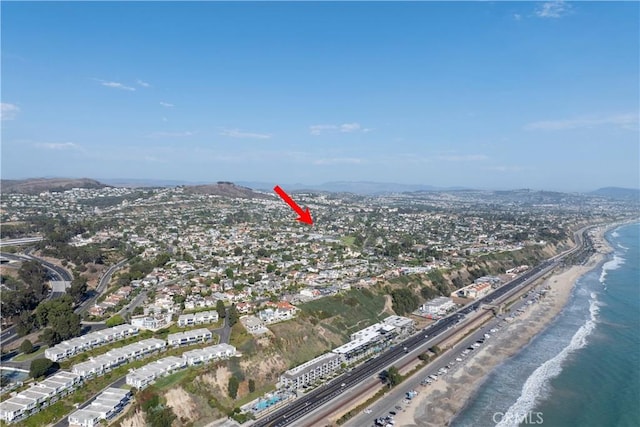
29, 358, 54, 379
17, 296, 82, 345
390, 288, 420, 316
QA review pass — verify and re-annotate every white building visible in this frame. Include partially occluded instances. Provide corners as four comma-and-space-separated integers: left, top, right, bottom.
67, 388, 131, 427
0, 371, 82, 423
420, 297, 456, 317
130, 313, 172, 330
45, 324, 139, 362
181, 344, 236, 366
126, 356, 187, 390
166, 328, 212, 347
279, 352, 341, 389
177, 310, 219, 327
71, 338, 167, 379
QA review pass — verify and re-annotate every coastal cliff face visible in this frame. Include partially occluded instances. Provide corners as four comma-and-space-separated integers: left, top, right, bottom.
385, 239, 571, 303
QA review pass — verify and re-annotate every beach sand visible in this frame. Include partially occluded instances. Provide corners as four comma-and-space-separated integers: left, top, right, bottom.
391, 226, 614, 427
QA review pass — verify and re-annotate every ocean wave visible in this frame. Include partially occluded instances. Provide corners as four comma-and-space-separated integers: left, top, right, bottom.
599, 255, 625, 284
611, 231, 620, 238
495, 296, 600, 427
618, 243, 629, 250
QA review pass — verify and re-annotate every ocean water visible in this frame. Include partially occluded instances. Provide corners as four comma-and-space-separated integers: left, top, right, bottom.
450, 223, 640, 427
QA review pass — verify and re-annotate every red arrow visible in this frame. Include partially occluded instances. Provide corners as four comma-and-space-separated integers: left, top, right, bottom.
273, 185, 313, 225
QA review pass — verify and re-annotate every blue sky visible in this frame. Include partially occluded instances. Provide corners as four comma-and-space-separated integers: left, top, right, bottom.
1, 1, 638, 191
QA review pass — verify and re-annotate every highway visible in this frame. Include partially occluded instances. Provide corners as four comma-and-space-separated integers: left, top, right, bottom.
0, 236, 44, 247
0, 251, 74, 347
252, 228, 592, 427
76, 258, 130, 314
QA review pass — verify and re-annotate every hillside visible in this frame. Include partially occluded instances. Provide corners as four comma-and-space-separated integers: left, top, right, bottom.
589, 187, 640, 201
183, 181, 273, 199
0, 178, 107, 194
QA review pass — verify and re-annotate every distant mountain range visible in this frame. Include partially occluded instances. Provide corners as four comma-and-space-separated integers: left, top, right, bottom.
0, 178, 106, 194
2, 178, 638, 200
237, 181, 470, 194
183, 181, 272, 199
589, 187, 640, 201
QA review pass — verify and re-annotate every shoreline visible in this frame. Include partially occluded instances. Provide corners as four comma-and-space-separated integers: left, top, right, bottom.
391, 223, 618, 427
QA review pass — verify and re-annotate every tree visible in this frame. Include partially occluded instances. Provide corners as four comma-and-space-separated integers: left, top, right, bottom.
216, 300, 226, 319
68, 276, 88, 303
225, 268, 234, 279
20, 339, 34, 354
228, 376, 239, 399
385, 366, 402, 388
16, 310, 37, 336
266, 264, 276, 274
248, 379, 256, 393
233, 247, 243, 256
30, 358, 54, 378
228, 304, 239, 327
41, 328, 61, 347
133, 306, 144, 316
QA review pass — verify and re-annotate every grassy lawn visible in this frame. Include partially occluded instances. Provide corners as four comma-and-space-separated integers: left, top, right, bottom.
152, 369, 191, 390
18, 401, 71, 427
300, 289, 387, 339
13, 346, 47, 362
340, 236, 356, 247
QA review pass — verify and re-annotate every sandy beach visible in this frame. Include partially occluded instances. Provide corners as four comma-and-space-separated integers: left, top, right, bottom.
391, 225, 615, 427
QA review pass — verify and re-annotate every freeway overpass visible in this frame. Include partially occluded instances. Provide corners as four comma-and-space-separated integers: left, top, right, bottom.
0, 237, 44, 247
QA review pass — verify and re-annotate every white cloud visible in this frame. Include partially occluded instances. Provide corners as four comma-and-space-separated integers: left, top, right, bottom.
310, 124, 338, 135
536, 1, 571, 18
137, 79, 151, 88
313, 157, 364, 165
513, 13, 522, 21
0, 103, 20, 120
35, 142, 81, 150
310, 122, 371, 135
98, 79, 136, 91
436, 154, 489, 162
159, 102, 174, 108
340, 122, 361, 133
146, 131, 195, 138
524, 113, 639, 131
220, 129, 271, 139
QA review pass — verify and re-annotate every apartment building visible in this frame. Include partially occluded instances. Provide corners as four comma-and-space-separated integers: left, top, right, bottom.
125, 356, 186, 389
166, 328, 212, 347
45, 324, 139, 362
71, 338, 167, 378
0, 371, 82, 423
177, 310, 219, 327
67, 387, 131, 427
279, 352, 341, 389
181, 343, 236, 366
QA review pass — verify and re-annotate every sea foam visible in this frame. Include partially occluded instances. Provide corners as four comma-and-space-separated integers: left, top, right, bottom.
599, 255, 625, 284
495, 295, 600, 427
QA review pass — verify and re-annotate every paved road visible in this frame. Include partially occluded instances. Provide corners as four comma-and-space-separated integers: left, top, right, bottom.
77, 258, 130, 315
212, 308, 232, 344
0, 252, 73, 347
0, 237, 44, 247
